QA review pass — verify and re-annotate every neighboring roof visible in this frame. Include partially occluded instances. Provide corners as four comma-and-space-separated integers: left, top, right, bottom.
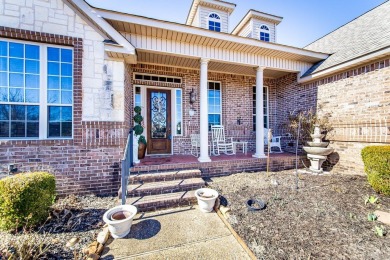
301, 0, 390, 79
232, 9, 283, 35
186, 0, 236, 25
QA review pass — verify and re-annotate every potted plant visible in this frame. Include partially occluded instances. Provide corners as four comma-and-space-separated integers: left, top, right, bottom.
133, 106, 147, 160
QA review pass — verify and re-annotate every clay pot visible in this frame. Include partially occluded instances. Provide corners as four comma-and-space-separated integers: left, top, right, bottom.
138, 142, 147, 159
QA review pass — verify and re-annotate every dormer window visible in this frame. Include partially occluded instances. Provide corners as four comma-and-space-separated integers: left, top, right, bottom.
260, 25, 270, 42
208, 13, 221, 32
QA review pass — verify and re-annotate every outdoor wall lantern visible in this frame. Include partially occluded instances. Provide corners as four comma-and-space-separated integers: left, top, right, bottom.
189, 88, 196, 116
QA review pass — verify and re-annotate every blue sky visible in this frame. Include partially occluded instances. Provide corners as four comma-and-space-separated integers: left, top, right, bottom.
87, 0, 387, 47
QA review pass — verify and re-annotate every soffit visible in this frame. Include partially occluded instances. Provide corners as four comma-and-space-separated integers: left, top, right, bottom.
103, 15, 327, 64
137, 51, 290, 78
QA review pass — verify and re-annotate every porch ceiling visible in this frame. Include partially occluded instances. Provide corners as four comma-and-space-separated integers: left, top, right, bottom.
138, 51, 291, 78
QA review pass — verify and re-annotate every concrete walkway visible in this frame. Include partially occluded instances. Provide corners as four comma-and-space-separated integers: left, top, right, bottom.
101, 206, 251, 259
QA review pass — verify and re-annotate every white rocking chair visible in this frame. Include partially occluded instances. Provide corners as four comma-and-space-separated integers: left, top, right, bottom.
264, 128, 283, 153
211, 125, 235, 155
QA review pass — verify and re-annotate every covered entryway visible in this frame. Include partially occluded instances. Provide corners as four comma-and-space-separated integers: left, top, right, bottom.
147, 88, 172, 154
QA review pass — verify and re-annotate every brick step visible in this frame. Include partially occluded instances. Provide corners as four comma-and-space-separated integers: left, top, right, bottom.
129, 169, 201, 184
126, 177, 205, 197
126, 190, 198, 212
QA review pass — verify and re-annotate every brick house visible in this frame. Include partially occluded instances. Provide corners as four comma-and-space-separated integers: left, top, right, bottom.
0, 0, 388, 196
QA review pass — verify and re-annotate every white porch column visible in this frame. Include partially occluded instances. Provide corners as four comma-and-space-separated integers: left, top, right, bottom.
198, 58, 211, 162
253, 66, 267, 158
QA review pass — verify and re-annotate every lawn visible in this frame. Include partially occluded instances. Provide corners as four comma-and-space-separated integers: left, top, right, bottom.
209, 171, 390, 259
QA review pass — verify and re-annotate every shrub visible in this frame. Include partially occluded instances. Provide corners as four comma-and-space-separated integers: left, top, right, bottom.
0, 172, 56, 231
361, 146, 390, 196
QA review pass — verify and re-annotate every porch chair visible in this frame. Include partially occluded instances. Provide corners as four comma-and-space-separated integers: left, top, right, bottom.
190, 134, 211, 157
264, 128, 283, 153
211, 125, 235, 155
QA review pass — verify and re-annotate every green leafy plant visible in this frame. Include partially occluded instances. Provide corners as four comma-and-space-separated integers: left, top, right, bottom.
365, 195, 379, 205
138, 135, 147, 145
133, 114, 143, 124
361, 146, 390, 196
0, 172, 56, 231
367, 213, 378, 221
134, 106, 141, 114
133, 124, 144, 136
374, 225, 386, 237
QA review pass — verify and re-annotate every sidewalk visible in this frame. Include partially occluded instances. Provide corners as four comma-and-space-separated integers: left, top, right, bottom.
101, 206, 252, 259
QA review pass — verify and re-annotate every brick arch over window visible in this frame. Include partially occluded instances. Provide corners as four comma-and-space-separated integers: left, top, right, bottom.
208, 12, 221, 32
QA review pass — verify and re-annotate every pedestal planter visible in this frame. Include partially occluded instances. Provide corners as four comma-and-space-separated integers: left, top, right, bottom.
103, 205, 138, 239
138, 143, 147, 159
195, 188, 219, 213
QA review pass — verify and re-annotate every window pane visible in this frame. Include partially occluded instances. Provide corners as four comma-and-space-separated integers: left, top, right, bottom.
60, 49, 72, 62
11, 105, 25, 120
0, 41, 7, 56
9, 43, 24, 58
48, 122, 60, 137
61, 90, 72, 104
0, 72, 7, 86
10, 73, 24, 87
61, 77, 72, 90
61, 63, 72, 76
10, 58, 24, 72
48, 62, 59, 75
25, 60, 39, 74
0, 105, 9, 120
48, 47, 60, 61
48, 90, 59, 103
25, 74, 39, 89
48, 76, 60, 89
62, 107, 72, 122
11, 122, 25, 137
26, 122, 39, 137
25, 89, 39, 103
25, 45, 39, 60
9, 88, 23, 102
61, 122, 72, 136
175, 89, 182, 135
0, 87, 7, 101
0, 57, 7, 71
0, 122, 9, 137
49, 106, 60, 122
27, 106, 39, 120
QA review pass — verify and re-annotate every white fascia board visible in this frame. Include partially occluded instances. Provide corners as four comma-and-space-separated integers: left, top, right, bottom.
201, 0, 236, 13
69, 0, 136, 56
99, 10, 329, 61
299, 47, 390, 83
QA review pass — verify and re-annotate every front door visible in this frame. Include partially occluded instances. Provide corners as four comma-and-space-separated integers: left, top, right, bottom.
147, 89, 172, 154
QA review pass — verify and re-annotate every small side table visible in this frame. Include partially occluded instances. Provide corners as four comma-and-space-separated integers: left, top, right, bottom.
233, 141, 248, 155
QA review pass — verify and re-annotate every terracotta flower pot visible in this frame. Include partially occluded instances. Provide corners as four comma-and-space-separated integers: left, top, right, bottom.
138, 143, 147, 159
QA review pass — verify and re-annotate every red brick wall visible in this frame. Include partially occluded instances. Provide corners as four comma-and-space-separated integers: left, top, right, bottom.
0, 27, 127, 196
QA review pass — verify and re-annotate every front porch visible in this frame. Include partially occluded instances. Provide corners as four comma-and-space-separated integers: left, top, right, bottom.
131, 152, 308, 177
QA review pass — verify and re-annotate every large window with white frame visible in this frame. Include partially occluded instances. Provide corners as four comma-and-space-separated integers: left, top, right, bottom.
260, 25, 270, 42
174, 89, 182, 135
0, 39, 73, 139
253, 86, 268, 131
208, 13, 221, 32
208, 81, 222, 130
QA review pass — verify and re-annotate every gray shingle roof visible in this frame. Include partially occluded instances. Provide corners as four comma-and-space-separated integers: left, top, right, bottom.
302, 1, 390, 77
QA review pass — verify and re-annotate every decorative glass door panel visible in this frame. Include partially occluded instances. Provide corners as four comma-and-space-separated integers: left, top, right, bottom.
151, 92, 167, 139
147, 89, 171, 154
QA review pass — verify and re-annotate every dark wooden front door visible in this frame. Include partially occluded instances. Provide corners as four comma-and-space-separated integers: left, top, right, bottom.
147, 89, 172, 154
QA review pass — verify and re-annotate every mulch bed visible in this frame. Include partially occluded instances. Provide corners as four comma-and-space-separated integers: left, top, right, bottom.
209, 171, 390, 259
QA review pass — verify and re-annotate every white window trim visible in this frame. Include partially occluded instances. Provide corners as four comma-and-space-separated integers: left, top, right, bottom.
253, 85, 269, 130
0, 38, 74, 141
259, 24, 270, 42
208, 12, 221, 31
133, 72, 182, 83
172, 88, 183, 136
208, 80, 222, 129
